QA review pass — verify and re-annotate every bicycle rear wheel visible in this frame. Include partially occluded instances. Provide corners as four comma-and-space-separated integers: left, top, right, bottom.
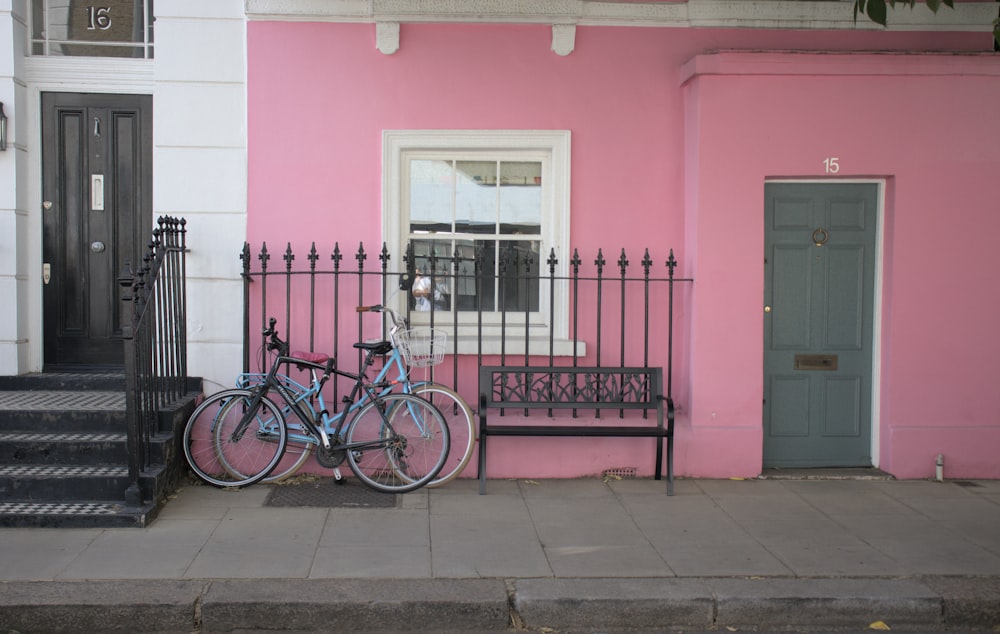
410, 383, 475, 487
345, 393, 449, 493
211, 392, 288, 487
261, 428, 314, 483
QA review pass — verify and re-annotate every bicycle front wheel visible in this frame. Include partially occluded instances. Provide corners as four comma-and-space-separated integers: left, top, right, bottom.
410, 383, 475, 487
183, 389, 249, 486
345, 393, 449, 494
211, 392, 288, 487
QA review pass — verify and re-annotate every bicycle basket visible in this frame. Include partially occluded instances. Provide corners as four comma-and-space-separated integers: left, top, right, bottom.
395, 327, 447, 367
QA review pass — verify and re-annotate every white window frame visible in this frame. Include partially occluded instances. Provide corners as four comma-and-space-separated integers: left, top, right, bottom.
30, 0, 155, 59
382, 130, 575, 356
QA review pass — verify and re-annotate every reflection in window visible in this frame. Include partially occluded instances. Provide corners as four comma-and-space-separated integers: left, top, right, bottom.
31, 0, 154, 58
408, 160, 542, 314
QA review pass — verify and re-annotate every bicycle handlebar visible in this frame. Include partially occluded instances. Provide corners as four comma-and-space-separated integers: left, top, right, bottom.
356, 305, 407, 330
261, 317, 289, 356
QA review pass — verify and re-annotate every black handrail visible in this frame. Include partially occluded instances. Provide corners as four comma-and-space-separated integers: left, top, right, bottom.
120, 216, 188, 507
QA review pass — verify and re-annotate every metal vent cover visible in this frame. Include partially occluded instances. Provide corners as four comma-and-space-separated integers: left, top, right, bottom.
602, 467, 637, 479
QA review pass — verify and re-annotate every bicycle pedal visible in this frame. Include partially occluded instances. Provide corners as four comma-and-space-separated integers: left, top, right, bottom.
332, 467, 343, 481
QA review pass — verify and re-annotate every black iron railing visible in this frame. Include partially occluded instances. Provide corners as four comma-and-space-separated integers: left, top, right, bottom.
240, 241, 691, 411
120, 217, 188, 506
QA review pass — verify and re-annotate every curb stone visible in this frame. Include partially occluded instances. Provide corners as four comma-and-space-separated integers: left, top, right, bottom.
708, 577, 942, 629
200, 578, 509, 632
0, 579, 204, 633
922, 575, 1000, 629
513, 578, 715, 630
2, 577, 999, 632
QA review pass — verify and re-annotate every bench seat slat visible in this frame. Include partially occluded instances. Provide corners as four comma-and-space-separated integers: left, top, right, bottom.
478, 365, 674, 496
486, 425, 666, 437
487, 401, 655, 410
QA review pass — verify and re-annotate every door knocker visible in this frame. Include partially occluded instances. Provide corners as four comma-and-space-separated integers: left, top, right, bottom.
812, 228, 829, 247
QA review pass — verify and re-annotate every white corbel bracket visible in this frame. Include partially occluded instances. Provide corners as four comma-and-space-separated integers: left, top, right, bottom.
376, 20, 574, 56
376, 21, 400, 55
551, 24, 576, 56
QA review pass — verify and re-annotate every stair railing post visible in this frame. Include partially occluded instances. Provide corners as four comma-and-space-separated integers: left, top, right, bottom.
118, 264, 143, 508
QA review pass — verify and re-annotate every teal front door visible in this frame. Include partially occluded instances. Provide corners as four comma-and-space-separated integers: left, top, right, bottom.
763, 183, 878, 468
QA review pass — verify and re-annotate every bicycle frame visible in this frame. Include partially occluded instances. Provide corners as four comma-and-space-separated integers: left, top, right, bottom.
236, 311, 438, 450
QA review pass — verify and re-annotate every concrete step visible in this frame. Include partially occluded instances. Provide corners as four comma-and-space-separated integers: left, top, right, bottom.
0, 390, 126, 432
0, 498, 160, 528
0, 431, 129, 464
0, 371, 126, 391
0, 464, 133, 500
0, 373, 202, 528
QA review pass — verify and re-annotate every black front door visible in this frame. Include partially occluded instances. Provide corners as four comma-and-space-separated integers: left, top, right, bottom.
41, 92, 152, 367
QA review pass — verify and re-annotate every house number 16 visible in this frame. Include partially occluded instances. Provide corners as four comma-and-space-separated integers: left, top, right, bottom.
87, 6, 112, 31
823, 157, 840, 174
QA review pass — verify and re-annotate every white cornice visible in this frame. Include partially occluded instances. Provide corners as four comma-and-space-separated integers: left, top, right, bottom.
245, 0, 997, 56
245, 0, 996, 31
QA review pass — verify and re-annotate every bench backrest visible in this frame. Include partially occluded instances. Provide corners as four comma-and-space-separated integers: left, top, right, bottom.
479, 366, 663, 413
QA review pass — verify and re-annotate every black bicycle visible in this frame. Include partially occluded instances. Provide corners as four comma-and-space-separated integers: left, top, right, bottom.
184, 317, 450, 493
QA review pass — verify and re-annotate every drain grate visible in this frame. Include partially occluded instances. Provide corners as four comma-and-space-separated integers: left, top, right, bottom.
953, 480, 984, 488
265, 477, 399, 508
602, 467, 637, 479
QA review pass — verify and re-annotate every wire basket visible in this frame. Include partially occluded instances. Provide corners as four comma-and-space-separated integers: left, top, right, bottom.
395, 327, 447, 367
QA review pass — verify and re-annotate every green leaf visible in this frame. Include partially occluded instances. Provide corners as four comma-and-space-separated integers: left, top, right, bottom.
867, 0, 888, 25
941, 0, 954, 8
926, 0, 941, 13
854, 0, 866, 21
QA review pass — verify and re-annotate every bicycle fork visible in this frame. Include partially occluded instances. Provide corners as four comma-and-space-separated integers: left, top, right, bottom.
274, 382, 333, 451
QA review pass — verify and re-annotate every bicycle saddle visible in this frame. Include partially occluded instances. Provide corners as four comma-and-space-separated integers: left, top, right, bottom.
290, 351, 330, 367
354, 340, 393, 355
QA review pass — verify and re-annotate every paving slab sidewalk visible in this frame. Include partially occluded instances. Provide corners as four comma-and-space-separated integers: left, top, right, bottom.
1, 477, 998, 632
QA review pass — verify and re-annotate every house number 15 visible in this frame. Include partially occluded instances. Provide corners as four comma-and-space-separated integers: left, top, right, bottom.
87, 6, 112, 31
823, 157, 840, 174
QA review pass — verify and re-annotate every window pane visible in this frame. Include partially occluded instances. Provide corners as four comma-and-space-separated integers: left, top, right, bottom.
453, 240, 481, 311
455, 161, 497, 235
410, 239, 453, 312
409, 159, 453, 234
499, 162, 542, 236
52, 43, 147, 57
32, 1, 44, 41
497, 240, 540, 312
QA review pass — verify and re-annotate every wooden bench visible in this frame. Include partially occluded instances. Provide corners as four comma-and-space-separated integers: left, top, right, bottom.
477, 365, 674, 495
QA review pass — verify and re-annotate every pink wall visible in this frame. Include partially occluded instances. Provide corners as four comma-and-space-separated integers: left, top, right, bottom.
247, 21, 999, 479
682, 53, 1000, 479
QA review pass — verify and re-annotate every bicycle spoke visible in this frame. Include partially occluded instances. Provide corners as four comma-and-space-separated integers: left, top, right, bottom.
411, 384, 475, 487
346, 393, 449, 493
212, 394, 288, 486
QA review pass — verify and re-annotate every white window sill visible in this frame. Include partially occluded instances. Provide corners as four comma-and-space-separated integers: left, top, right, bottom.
450, 335, 585, 357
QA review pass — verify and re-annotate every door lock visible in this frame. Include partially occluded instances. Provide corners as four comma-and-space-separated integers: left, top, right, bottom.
43, 263, 51, 285
91, 241, 106, 253
764, 305, 772, 313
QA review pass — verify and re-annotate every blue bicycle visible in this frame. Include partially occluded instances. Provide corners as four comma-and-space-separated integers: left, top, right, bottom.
182, 313, 450, 493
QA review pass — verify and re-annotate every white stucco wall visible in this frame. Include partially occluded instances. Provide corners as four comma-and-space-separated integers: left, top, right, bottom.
1, 0, 247, 383
153, 0, 248, 390
0, 0, 29, 375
